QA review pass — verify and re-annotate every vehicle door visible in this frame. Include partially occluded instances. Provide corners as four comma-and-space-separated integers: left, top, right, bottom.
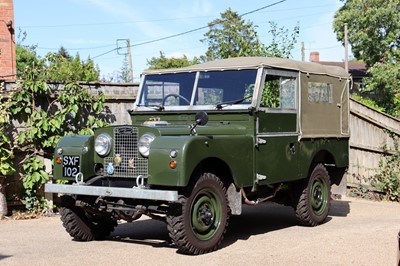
255, 69, 300, 185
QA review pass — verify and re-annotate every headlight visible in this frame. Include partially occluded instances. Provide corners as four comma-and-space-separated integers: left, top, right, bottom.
138, 133, 156, 157
95, 133, 112, 156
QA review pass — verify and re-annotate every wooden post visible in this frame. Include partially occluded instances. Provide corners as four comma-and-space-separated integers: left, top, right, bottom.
344, 23, 349, 73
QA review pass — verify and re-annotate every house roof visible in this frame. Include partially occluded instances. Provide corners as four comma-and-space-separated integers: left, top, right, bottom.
317, 61, 368, 77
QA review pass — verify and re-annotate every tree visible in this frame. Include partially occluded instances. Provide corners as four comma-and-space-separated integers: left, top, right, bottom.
364, 62, 400, 117
44, 52, 100, 82
58, 46, 72, 60
264, 21, 300, 58
333, 0, 400, 117
119, 55, 131, 82
16, 44, 41, 78
333, 0, 400, 67
201, 8, 265, 61
147, 51, 199, 69
147, 9, 299, 70
201, 9, 299, 61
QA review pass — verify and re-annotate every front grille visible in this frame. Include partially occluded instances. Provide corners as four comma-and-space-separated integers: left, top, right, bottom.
104, 126, 148, 178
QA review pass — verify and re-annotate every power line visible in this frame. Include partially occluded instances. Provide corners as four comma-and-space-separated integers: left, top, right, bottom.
91, 48, 118, 60
19, 16, 215, 29
89, 0, 287, 60
130, 0, 286, 48
36, 43, 115, 51
19, 3, 334, 29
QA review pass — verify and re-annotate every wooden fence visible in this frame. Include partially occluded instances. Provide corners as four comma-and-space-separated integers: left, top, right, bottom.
347, 98, 400, 190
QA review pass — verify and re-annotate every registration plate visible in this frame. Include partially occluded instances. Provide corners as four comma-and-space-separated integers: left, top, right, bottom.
62, 156, 80, 177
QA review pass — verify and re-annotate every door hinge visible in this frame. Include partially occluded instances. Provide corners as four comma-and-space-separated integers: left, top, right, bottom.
256, 173, 267, 181
257, 138, 267, 145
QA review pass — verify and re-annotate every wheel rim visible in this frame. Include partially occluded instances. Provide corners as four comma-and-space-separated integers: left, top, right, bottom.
190, 188, 222, 241
310, 175, 328, 216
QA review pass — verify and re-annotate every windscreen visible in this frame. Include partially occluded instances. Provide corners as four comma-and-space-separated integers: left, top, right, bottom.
138, 72, 196, 107
138, 69, 257, 109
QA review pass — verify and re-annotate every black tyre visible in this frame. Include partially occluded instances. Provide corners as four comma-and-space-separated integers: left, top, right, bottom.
295, 164, 331, 226
60, 206, 117, 241
167, 173, 229, 255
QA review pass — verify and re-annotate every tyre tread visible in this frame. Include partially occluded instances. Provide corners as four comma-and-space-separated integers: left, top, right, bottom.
167, 173, 230, 255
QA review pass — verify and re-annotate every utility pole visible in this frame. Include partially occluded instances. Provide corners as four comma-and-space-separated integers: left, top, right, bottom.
344, 23, 349, 73
126, 39, 133, 83
301, 42, 305, 61
117, 39, 134, 83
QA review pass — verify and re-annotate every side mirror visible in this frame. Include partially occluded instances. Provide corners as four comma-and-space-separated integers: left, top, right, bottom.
190, 111, 208, 135
195, 111, 208, 126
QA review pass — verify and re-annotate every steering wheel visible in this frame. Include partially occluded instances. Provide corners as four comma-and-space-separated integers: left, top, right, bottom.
162, 93, 190, 106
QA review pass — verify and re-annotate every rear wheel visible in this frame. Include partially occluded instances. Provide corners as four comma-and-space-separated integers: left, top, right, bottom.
167, 173, 229, 255
295, 164, 331, 226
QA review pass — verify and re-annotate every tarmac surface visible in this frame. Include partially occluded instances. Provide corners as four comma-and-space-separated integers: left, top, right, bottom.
0, 197, 399, 266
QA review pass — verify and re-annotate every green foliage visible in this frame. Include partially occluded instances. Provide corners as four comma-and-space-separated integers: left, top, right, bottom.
0, 83, 15, 177
9, 48, 108, 212
16, 43, 100, 82
147, 51, 199, 70
364, 61, 400, 117
119, 54, 131, 82
372, 132, 400, 201
145, 9, 299, 71
21, 156, 48, 211
261, 79, 281, 108
350, 94, 385, 112
44, 52, 100, 82
263, 21, 300, 58
200, 9, 299, 61
16, 44, 42, 77
201, 8, 265, 61
333, 0, 400, 118
333, 0, 400, 67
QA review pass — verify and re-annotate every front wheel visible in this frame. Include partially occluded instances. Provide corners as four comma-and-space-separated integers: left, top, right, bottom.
167, 173, 229, 255
60, 196, 117, 241
295, 164, 331, 226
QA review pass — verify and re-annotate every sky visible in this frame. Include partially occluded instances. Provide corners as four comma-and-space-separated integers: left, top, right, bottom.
13, 0, 348, 82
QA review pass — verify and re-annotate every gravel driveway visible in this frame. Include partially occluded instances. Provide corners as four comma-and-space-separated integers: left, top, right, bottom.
0, 197, 399, 266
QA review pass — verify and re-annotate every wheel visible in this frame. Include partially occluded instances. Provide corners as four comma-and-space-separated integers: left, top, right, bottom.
162, 93, 190, 106
60, 197, 117, 241
295, 164, 331, 226
167, 173, 229, 255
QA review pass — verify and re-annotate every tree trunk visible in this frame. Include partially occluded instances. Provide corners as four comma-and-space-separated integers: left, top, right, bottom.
0, 178, 8, 218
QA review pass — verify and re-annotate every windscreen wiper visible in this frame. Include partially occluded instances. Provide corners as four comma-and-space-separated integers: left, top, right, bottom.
137, 104, 164, 111
215, 96, 251, 110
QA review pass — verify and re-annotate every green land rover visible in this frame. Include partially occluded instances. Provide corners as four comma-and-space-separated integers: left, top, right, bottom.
45, 57, 350, 255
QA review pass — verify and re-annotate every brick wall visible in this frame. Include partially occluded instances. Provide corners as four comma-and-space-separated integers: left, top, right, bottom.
0, 0, 16, 80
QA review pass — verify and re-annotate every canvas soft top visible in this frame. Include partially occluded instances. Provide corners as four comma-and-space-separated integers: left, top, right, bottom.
143, 56, 350, 79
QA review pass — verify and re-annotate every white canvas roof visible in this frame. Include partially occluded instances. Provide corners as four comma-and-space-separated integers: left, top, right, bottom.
143, 56, 350, 79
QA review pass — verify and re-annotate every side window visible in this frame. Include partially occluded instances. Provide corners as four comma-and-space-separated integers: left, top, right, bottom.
261, 75, 296, 109
308, 82, 333, 104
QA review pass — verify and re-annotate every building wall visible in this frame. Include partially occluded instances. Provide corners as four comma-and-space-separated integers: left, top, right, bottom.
0, 0, 16, 80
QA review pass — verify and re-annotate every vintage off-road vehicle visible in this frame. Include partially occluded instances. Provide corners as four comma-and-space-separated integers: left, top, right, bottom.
45, 57, 350, 255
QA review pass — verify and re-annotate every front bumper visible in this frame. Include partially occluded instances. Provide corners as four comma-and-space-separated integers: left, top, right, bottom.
45, 183, 179, 202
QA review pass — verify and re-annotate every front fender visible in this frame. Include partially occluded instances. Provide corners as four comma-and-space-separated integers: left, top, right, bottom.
147, 135, 254, 187
53, 135, 95, 181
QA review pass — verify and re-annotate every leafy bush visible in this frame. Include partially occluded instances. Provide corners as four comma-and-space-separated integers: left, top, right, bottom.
372, 132, 400, 201
7, 51, 108, 212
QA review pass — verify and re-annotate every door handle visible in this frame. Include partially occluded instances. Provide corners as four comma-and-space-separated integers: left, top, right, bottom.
289, 143, 296, 155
